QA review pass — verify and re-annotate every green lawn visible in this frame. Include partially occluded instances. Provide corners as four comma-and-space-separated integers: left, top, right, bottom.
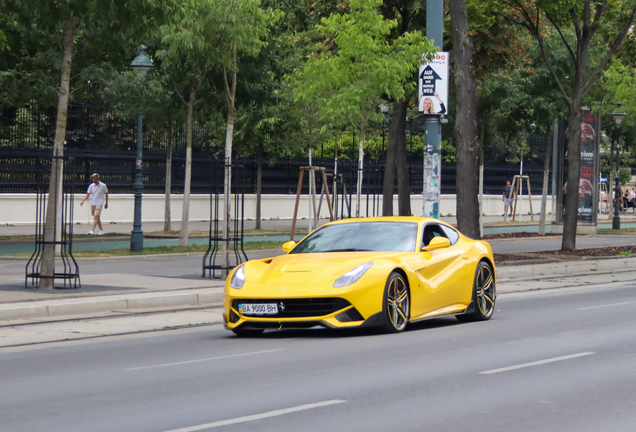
598, 227, 636, 235
6, 241, 283, 258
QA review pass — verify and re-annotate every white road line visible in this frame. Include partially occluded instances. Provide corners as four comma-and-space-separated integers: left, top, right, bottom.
162, 400, 347, 432
479, 352, 595, 375
126, 349, 283, 371
579, 300, 636, 310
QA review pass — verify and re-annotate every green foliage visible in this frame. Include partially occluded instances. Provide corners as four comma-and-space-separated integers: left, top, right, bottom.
0, 0, 179, 109
620, 167, 632, 185
292, 0, 434, 132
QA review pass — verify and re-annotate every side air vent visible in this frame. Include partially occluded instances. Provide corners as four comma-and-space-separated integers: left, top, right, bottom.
336, 307, 364, 322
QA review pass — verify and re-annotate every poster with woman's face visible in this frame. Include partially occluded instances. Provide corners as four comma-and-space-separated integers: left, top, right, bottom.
562, 111, 598, 223
418, 52, 449, 115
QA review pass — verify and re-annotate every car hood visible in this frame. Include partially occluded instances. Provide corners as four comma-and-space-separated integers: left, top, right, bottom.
242, 252, 403, 285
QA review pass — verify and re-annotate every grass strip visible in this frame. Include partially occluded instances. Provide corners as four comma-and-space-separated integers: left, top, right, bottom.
598, 227, 636, 235
6, 241, 283, 258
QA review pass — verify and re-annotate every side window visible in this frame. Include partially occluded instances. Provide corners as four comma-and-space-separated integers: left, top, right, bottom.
421, 224, 448, 247
440, 225, 460, 245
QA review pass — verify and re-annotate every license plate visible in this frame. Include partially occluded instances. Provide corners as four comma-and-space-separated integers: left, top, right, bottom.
239, 303, 278, 316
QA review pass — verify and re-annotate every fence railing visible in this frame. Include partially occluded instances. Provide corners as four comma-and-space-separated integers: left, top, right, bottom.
0, 147, 553, 196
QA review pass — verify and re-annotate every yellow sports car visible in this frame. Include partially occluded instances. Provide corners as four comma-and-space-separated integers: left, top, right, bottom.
223, 217, 496, 336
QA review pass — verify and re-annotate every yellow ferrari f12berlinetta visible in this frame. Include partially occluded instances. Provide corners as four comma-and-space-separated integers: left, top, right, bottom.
223, 217, 496, 336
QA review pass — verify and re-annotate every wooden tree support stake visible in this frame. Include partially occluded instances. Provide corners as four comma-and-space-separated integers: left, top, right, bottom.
504, 175, 533, 223
290, 167, 334, 241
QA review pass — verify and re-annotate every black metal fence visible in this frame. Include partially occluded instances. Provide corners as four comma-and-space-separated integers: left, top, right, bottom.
0, 148, 553, 196
1, 101, 553, 196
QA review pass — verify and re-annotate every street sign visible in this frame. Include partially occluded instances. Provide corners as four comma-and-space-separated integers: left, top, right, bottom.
419, 52, 449, 115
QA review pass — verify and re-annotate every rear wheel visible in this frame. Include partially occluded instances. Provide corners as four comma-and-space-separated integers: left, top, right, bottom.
231, 328, 265, 337
380, 272, 410, 333
457, 261, 496, 322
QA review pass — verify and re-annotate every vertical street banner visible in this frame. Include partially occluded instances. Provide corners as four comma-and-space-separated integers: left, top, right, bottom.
419, 52, 449, 115
559, 109, 598, 223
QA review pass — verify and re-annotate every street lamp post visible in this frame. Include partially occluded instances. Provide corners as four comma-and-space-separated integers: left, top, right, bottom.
129, 45, 154, 252
612, 101, 626, 230
379, 103, 389, 156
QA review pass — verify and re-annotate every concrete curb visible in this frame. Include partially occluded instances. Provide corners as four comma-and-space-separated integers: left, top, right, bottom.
0, 288, 224, 321
497, 256, 636, 280
2, 257, 636, 322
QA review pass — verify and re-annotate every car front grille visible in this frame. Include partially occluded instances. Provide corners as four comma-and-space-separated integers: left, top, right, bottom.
232, 298, 350, 318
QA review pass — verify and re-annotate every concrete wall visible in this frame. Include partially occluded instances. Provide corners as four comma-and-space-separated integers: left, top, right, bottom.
0, 193, 553, 225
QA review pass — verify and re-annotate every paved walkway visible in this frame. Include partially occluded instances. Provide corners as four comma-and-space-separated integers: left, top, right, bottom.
2, 213, 635, 237
2, 215, 636, 323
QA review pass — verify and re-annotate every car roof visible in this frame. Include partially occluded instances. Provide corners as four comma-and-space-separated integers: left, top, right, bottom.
325, 216, 449, 226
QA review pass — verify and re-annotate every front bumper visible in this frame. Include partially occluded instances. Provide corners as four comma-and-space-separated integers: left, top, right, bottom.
224, 297, 368, 330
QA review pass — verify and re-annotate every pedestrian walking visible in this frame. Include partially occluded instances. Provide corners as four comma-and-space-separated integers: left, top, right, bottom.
80, 173, 108, 235
502, 180, 514, 217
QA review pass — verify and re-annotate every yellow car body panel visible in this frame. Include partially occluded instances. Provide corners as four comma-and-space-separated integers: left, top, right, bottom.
223, 217, 496, 333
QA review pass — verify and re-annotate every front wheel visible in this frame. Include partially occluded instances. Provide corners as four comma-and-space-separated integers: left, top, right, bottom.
380, 272, 410, 333
457, 261, 496, 322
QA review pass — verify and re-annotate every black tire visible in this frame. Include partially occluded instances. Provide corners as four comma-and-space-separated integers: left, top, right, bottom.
457, 260, 496, 322
380, 271, 410, 333
231, 328, 265, 337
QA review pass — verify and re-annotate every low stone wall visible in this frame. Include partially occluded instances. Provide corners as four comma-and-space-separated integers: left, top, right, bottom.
0, 193, 552, 225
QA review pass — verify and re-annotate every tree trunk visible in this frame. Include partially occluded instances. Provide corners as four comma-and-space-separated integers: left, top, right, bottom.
562, 99, 583, 250
164, 124, 173, 232
479, 132, 484, 238
179, 89, 196, 247
538, 128, 552, 236
450, 0, 480, 238
355, 126, 365, 218
255, 150, 262, 230
41, 17, 74, 289
394, 100, 410, 216
223, 108, 235, 277
382, 110, 397, 216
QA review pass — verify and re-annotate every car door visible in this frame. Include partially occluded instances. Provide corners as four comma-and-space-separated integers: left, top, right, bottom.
410, 223, 467, 318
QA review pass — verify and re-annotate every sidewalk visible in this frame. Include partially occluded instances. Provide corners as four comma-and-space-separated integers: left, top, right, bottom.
2, 216, 636, 323
2, 250, 636, 322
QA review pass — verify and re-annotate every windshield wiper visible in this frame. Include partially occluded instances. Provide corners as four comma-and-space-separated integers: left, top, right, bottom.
324, 248, 370, 252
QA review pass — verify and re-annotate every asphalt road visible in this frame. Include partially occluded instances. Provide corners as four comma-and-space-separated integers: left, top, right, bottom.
1, 281, 635, 432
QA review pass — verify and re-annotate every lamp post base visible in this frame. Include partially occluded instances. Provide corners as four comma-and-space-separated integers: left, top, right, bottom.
612, 216, 621, 230
131, 230, 143, 252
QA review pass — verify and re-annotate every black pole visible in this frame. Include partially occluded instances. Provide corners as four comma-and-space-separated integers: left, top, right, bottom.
613, 139, 621, 230
131, 104, 144, 251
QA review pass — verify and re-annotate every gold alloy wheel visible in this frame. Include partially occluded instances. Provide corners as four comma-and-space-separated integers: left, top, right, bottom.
475, 263, 495, 318
387, 274, 410, 331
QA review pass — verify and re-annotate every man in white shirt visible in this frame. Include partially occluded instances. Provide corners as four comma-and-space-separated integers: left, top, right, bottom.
80, 173, 109, 235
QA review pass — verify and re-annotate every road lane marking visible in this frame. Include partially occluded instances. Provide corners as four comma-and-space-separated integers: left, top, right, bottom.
579, 300, 636, 310
126, 349, 283, 371
162, 400, 347, 432
479, 352, 595, 375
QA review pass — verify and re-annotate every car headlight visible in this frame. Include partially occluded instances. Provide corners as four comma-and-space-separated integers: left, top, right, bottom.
230, 265, 246, 289
333, 262, 373, 288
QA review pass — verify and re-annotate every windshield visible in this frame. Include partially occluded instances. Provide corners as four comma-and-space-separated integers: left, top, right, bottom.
290, 222, 418, 254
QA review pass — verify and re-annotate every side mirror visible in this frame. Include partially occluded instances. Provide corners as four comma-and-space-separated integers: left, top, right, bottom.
282, 241, 296, 253
421, 236, 450, 251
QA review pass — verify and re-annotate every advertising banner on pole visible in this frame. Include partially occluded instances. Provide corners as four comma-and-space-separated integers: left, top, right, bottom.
419, 52, 449, 115
557, 109, 599, 224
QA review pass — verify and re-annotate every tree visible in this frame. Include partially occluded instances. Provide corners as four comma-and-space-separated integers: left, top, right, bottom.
450, 0, 480, 238
378, 0, 427, 217
158, 0, 218, 247
208, 0, 279, 276
0, 0, 175, 288
293, 0, 433, 217
498, 0, 636, 249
